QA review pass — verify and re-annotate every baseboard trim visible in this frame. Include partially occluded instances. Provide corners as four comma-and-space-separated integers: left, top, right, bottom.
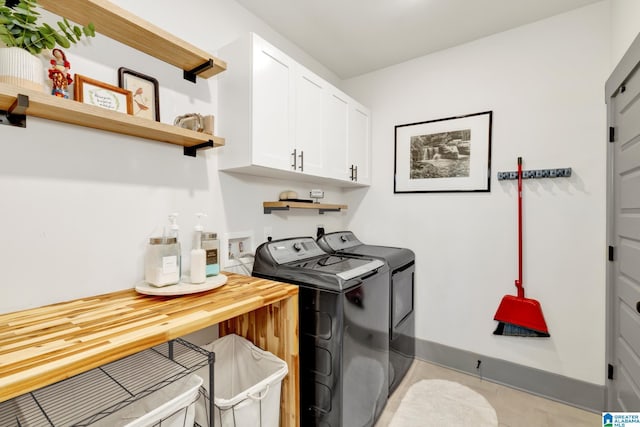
415, 339, 605, 412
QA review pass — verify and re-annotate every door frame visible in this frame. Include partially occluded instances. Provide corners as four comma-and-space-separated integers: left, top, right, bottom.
605, 32, 640, 410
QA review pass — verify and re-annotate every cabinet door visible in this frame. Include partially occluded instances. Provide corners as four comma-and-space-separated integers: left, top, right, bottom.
252, 38, 295, 170
323, 89, 349, 181
295, 68, 325, 176
348, 104, 371, 184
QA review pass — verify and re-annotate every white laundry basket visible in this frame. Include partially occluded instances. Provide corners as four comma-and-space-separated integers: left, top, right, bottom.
196, 334, 288, 427
91, 374, 204, 427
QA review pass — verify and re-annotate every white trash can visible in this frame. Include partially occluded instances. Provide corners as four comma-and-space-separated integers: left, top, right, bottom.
196, 334, 288, 427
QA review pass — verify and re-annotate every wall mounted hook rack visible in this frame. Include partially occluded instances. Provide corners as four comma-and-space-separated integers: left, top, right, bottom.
497, 167, 572, 180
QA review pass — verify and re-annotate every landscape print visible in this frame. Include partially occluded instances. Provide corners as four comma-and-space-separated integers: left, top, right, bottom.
410, 129, 471, 179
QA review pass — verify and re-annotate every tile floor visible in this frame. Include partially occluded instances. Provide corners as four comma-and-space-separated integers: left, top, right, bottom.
375, 358, 601, 427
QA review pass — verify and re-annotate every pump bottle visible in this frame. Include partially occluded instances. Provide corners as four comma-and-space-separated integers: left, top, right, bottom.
167, 213, 181, 279
190, 213, 206, 284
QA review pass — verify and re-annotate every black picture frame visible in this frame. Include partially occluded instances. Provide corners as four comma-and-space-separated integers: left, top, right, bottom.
118, 67, 160, 121
394, 111, 492, 193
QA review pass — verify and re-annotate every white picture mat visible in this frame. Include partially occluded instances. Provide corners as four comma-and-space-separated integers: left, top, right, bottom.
81, 84, 128, 113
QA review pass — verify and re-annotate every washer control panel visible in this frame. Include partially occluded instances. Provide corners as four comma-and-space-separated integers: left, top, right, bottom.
267, 237, 326, 264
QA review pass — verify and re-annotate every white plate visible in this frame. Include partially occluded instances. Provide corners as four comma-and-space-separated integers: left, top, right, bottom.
135, 274, 227, 296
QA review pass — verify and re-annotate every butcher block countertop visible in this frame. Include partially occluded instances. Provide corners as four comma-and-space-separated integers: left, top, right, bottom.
0, 273, 299, 407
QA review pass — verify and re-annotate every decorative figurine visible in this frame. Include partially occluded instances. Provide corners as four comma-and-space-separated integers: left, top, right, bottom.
48, 48, 73, 98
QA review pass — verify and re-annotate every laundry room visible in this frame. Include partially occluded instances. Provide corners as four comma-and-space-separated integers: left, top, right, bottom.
0, 0, 639, 426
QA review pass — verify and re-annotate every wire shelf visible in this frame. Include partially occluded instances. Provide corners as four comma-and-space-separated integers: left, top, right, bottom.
0, 338, 214, 427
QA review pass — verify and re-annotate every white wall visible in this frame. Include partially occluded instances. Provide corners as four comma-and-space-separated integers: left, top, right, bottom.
343, 2, 610, 385
111, 0, 342, 88
0, 1, 346, 313
610, 0, 640, 67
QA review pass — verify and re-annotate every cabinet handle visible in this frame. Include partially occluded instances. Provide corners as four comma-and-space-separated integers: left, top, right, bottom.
291, 149, 297, 170
354, 165, 358, 182
349, 164, 355, 181
298, 150, 304, 172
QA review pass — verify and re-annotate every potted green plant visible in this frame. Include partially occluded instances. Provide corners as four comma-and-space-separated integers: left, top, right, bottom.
0, 0, 95, 91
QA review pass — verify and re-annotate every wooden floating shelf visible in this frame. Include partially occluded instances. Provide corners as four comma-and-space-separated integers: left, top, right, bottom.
263, 201, 348, 214
0, 83, 225, 150
39, 0, 227, 79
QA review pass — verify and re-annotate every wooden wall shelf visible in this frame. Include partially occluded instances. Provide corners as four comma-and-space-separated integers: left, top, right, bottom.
39, 0, 227, 80
264, 201, 348, 214
0, 83, 225, 153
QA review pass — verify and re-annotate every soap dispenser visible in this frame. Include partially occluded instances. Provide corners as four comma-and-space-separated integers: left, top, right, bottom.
190, 213, 206, 284
168, 213, 182, 279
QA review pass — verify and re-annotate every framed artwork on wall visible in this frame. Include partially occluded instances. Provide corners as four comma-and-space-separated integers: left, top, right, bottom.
118, 67, 160, 121
394, 111, 493, 193
74, 74, 133, 114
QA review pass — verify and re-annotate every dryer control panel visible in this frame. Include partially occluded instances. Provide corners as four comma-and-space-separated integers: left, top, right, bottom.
317, 231, 362, 251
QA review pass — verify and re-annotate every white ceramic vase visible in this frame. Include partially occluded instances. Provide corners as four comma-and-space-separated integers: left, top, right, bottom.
0, 46, 45, 91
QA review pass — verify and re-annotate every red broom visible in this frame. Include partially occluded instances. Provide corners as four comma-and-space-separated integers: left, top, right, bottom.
493, 157, 550, 337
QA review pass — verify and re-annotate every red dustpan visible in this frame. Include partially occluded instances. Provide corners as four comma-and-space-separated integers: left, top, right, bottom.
493, 157, 550, 337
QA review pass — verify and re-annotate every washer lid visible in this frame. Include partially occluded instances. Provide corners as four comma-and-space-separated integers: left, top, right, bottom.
339, 245, 415, 270
253, 237, 388, 291
288, 255, 385, 280
318, 231, 415, 270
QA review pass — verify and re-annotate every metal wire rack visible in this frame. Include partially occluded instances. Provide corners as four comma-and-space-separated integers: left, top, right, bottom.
0, 338, 214, 427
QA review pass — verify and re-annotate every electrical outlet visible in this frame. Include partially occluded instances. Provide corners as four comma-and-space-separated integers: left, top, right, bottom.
263, 226, 272, 242
223, 231, 254, 270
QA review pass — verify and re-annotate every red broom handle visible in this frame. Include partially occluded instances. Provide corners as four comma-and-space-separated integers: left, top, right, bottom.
516, 157, 525, 298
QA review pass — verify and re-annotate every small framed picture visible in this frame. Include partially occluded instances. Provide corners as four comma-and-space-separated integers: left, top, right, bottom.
118, 67, 160, 121
74, 74, 133, 114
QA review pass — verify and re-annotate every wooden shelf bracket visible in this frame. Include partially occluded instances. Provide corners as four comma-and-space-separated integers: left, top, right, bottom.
0, 93, 28, 128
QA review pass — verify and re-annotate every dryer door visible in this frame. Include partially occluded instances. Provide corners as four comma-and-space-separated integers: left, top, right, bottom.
392, 261, 414, 334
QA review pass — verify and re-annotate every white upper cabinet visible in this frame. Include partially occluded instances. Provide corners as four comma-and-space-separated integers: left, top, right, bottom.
322, 88, 349, 181
218, 33, 370, 187
251, 36, 295, 170
294, 69, 326, 176
348, 102, 371, 185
